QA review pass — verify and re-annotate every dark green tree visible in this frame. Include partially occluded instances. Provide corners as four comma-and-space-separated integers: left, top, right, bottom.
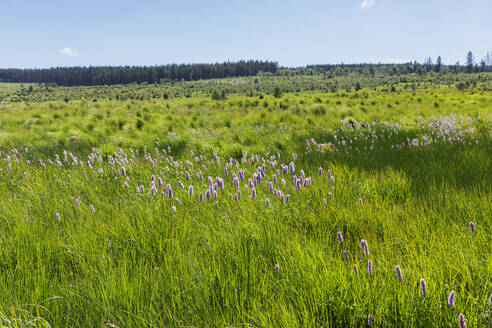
466, 51, 474, 73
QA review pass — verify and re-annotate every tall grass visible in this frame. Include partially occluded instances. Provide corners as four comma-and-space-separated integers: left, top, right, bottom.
0, 86, 490, 327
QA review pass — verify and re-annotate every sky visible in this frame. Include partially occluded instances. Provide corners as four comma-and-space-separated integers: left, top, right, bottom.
1, 0, 491, 68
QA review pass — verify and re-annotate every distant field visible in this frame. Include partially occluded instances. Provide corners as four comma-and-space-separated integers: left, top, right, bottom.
0, 82, 26, 94
0, 76, 490, 327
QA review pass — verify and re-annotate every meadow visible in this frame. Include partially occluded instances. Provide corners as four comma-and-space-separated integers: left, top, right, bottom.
0, 76, 490, 327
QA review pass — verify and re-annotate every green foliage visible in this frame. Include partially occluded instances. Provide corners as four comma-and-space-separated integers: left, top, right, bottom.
0, 78, 490, 327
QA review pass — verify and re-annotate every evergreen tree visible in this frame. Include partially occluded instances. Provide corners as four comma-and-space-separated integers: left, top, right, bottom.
466, 51, 474, 73
435, 56, 442, 72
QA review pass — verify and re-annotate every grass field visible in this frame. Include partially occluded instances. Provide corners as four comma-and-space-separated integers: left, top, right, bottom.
0, 80, 490, 327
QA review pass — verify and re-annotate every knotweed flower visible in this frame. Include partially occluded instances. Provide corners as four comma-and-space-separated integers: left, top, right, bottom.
289, 161, 295, 174
206, 189, 211, 200
286, 194, 290, 202
323, 198, 327, 205
150, 186, 157, 195
188, 185, 194, 197
420, 278, 427, 296
90, 204, 95, 213
24, 172, 28, 179
367, 260, 373, 276
337, 231, 343, 243
76, 197, 81, 206
251, 187, 256, 200
56, 213, 61, 221
120, 167, 126, 176
353, 265, 358, 275
199, 192, 204, 202
175, 198, 181, 206
328, 192, 332, 199
275, 264, 280, 274
318, 167, 323, 176
368, 315, 373, 327
172, 206, 176, 213
359, 198, 362, 204
213, 191, 217, 200
469, 221, 475, 232
343, 251, 349, 262
140, 185, 145, 193
185, 171, 190, 180
360, 239, 369, 256
395, 265, 403, 282
458, 314, 466, 328
229, 193, 232, 201
266, 198, 270, 207
448, 290, 455, 307
330, 176, 335, 185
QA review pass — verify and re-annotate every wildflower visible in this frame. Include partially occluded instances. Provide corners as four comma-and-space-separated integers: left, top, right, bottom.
150, 186, 157, 195
420, 278, 427, 296
328, 192, 332, 199
353, 265, 358, 275
206, 189, 211, 200
275, 264, 280, 274
359, 198, 362, 204
318, 167, 323, 176
368, 315, 373, 327
56, 213, 61, 221
361, 239, 369, 256
458, 314, 466, 328
266, 198, 270, 207
175, 198, 181, 206
188, 185, 194, 197
76, 197, 81, 206
172, 206, 176, 213
367, 260, 373, 276
323, 198, 327, 205
343, 251, 349, 262
395, 265, 403, 282
286, 194, 290, 202
251, 187, 256, 200
199, 192, 204, 202
120, 167, 126, 176
330, 176, 335, 185
337, 231, 343, 243
140, 185, 145, 193
90, 204, 95, 213
24, 172, 28, 179
469, 221, 475, 232
448, 290, 455, 307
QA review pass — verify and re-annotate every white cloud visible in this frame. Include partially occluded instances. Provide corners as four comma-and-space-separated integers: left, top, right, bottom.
360, 0, 376, 9
60, 47, 79, 56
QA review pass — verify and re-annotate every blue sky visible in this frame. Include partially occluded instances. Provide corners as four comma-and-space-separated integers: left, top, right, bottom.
1, 0, 491, 68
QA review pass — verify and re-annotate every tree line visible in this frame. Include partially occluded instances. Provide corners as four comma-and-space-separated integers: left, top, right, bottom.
0, 52, 490, 87
0, 61, 278, 86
